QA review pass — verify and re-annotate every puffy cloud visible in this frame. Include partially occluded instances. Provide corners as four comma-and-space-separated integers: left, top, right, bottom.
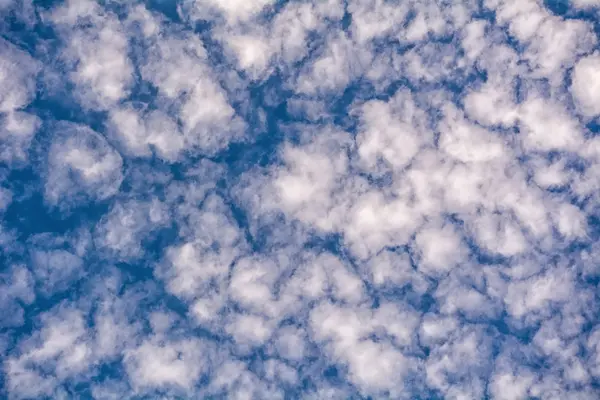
309, 301, 413, 397
296, 30, 371, 94
355, 90, 430, 173
107, 105, 184, 161
413, 220, 468, 277
0, 39, 41, 167
94, 197, 170, 261
30, 248, 84, 296
571, 53, 600, 117
138, 31, 246, 155
44, 122, 123, 209
48, 0, 134, 110
0, 39, 39, 113
5, 306, 93, 398
504, 266, 575, 320
2, 0, 600, 398
124, 337, 210, 392
0, 265, 34, 329
186, 0, 277, 24
0, 111, 40, 167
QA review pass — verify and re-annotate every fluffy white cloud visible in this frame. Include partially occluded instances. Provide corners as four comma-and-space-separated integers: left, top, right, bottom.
187, 0, 277, 24
107, 106, 184, 161
139, 32, 246, 155
124, 337, 209, 392
94, 197, 170, 261
44, 122, 123, 209
5, 306, 93, 398
3, 0, 600, 398
0, 265, 35, 329
0, 39, 41, 167
571, 53, 600, 117
0, 39, 39, 113
49, 0, 134, 110
296, 31, 370, 94
355, 90, 429, 172
309, 301, 412, 397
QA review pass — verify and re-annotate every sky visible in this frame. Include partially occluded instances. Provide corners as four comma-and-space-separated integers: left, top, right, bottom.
2, 0, 600, 398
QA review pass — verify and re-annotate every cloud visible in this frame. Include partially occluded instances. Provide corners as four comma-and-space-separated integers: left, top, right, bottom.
186, 0, 277, 24
2, 0, 600, 399
48, 0, 134, 111
5, 306, 92, 398
0, 39, 41, 168
44, 122, 123, 210
0, 265, 34, 329
124, 337, 210, 392
138, 30, 246, 155
572, 0, 600, 9
94, 197, 170, 261
571, 53, 600, 117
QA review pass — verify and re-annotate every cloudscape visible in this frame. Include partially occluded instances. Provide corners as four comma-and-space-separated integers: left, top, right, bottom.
2, 0, 600, 398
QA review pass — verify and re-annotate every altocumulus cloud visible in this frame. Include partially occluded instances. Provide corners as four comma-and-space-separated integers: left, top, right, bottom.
2, 0, 600, 399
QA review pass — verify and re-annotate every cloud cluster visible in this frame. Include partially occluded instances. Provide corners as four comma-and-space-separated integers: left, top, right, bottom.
2, 0, 600, 399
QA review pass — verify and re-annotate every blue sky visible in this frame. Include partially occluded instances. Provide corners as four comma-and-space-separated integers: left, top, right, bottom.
2, 0, 600, 398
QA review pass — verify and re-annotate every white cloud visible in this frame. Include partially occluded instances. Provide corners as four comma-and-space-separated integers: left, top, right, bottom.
262, 358, 299, 385
345, 189, 423, 259
188, 0, 276, 24
229, 255, 281, 313
439, 104, 507, 163
435, 276, 502, 320
519, 97, 584, 152
30, 249, 84, 296
268, 127, 355, 232
0, 186, 12, 212
49, 0, 134, 110
0, 39, 40, 113
226, 313, 275, 351
425, 327, 491, 399
354, 90, 429, 173
124, 337, 209, 392
419, 314, 459, 347
108, 106, 184, 161
0, 264, 35, 329
296, 31, 370, 94
413, 220, 468, 277
272, 326, 307, 362
469, 211, 528, 257
5, 306, 93, 398
363, 249, 430, 293
489, 366, 535, 400
139, 32, 246, 154
309, 301, 416, 396
44, 122, 123, 208
463, 77, 520, 128
220, 31, 274, 79
94, 197, 169, 261
0, 111, 40, 166
207, 359, 283, 400
348, 0, 410, 44
158, 193, 247, 301
0, 39, 41, 167
571, 53, 600, 117
93, 300, 140, 360
272, 2, 336, 63
504, 267, 574, 320
4, 0, 600, 398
